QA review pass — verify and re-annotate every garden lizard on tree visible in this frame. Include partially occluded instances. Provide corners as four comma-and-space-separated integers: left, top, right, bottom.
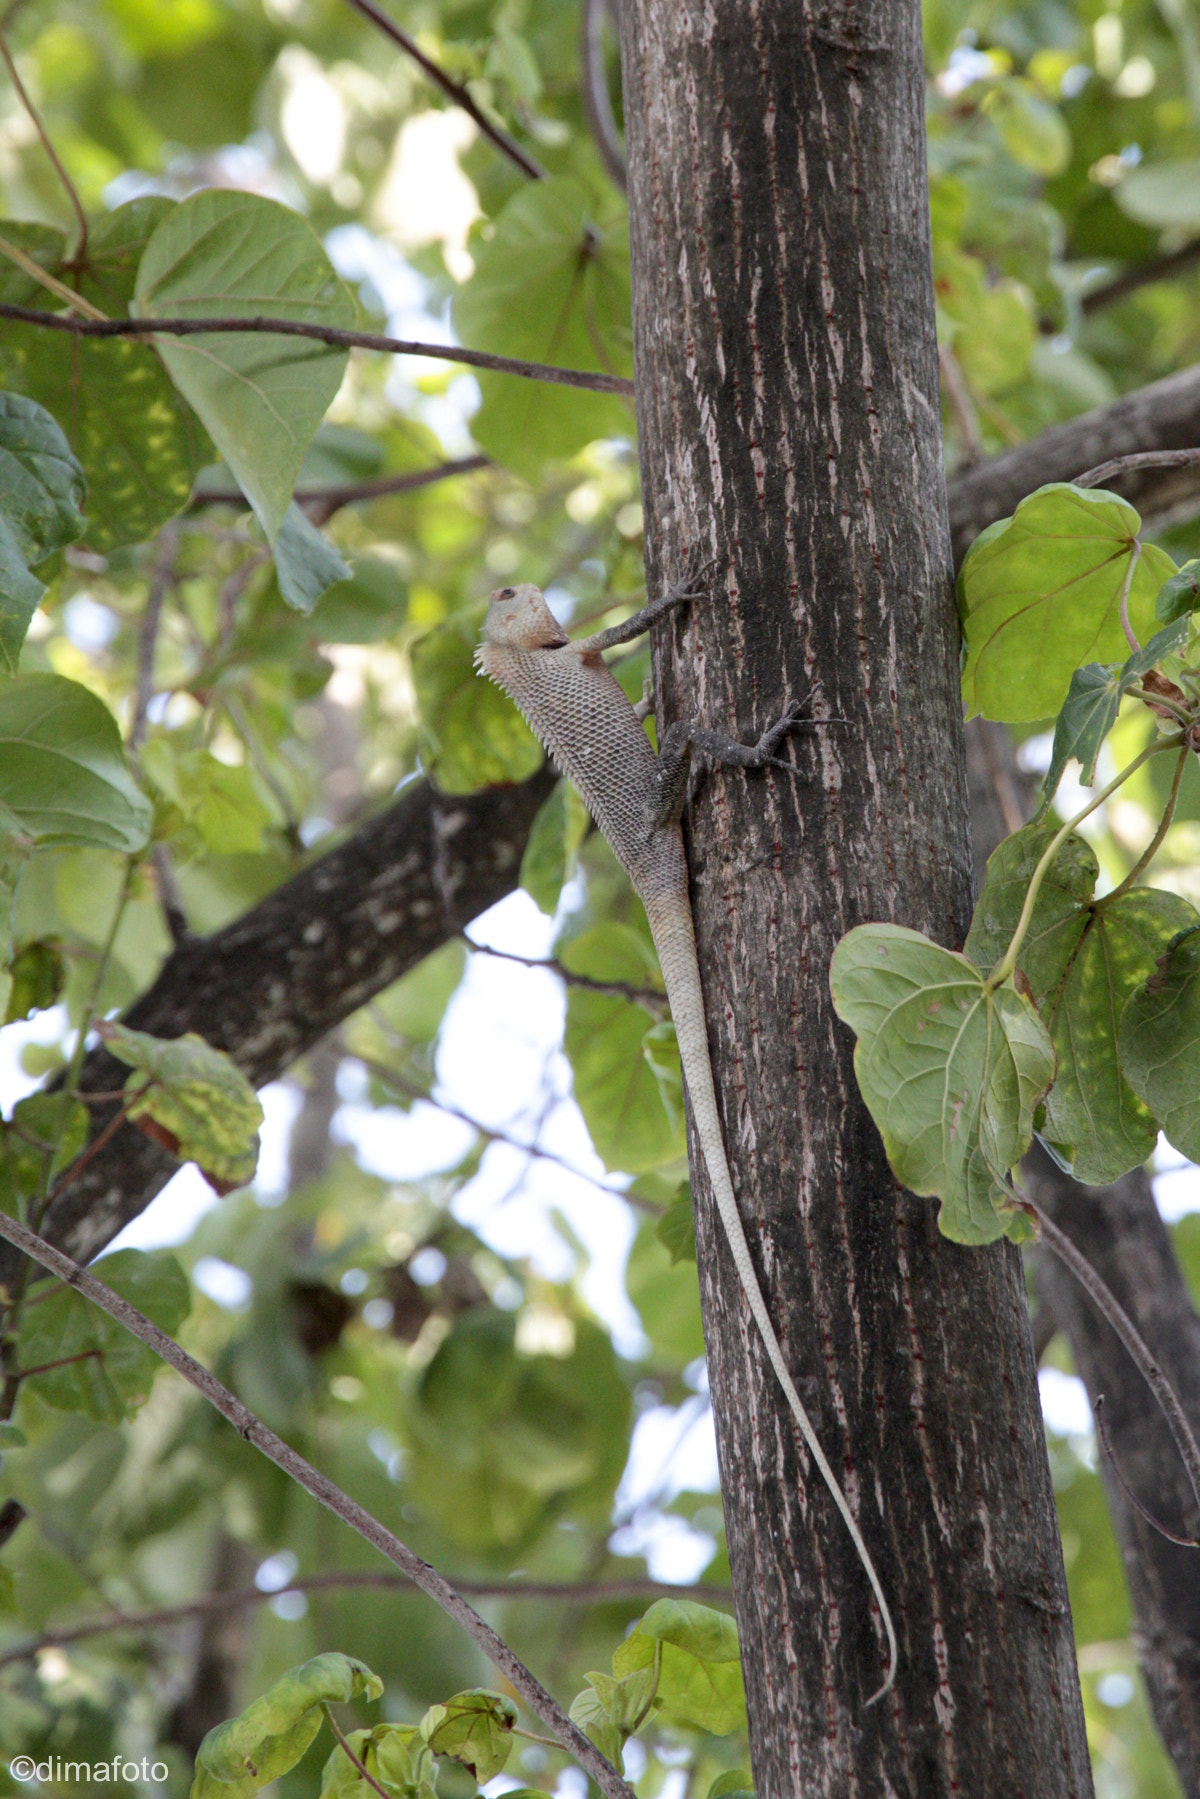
476, 573, 898, 1701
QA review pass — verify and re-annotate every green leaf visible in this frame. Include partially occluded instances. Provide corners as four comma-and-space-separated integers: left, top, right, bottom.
0, 1422, 25, 1448
966, 822, 1199, 1183
100, 1021, 263, 1191
193, 1653, 383, 1799
570, 1662, 658, 1761
135, 190, 356, 543
0, 391, 86, 673
563, 930, 683, 1174
829, 924, 1054, 1244
0, 201, 213, 552
3, 937, 65, 1023
568, 1681, 625, 1768
0, 837, 28, 1025
0, 674, 151, 851
1039, 618, 1189, 810
3, 1089, 88, 1204
958, 485, 1177, 721
420, 1689, 516, 1782
453, 177, 633, 478
1119, 926, 1200, 1162
934, 249, 1034, 395
273, 502, 352, 614
415, 622, 542, 792
521, 778, 590, 915
1156, 559, 1200, 624
140, 738, 272, 856
0, 221, 65, 303
708, 1773, 754, 1798
627, 1215, 705, 1365
982, 80, 1071, 176
613, 1599, 746, 1735
18, 1248, 188, 1425
1115, 160, 1200, 230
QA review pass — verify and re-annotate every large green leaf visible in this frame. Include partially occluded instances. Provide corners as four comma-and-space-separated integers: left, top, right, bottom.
0, 392, 86, 674
1119, 926, 1200, 1162
0, 201, 213, 552
134, 190, 355, 542
272, 502, 351, 614
193, 1653, 383, 1799
100, 1020, 263, 1192
452, 177, 633, 477
1115, 160, 1200, 230
520, 777, 590, 915
830, 924, 1053, 1243
958, 485, 1177, 721
17, 1248, 189, 1426
966, 822, 1198, 1183
0, 674, 151, 852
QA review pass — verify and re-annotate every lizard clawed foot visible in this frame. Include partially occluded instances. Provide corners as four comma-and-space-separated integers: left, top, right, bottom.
633, 678, 655, 723
662, 554, 719, 608
753, 694, 850, 767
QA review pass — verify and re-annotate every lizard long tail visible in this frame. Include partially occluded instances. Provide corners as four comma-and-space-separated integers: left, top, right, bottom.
645, 896, 898, 1703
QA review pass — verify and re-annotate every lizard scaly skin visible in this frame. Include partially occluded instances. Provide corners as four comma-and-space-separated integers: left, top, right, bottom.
476, 576, 897, 1701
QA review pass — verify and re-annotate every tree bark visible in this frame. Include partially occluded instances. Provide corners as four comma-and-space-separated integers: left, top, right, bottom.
618, 2, 1092, 1790
1024, 1149, 1200, 1792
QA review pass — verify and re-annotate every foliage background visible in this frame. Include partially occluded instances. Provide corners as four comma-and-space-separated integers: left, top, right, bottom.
0, 0, 1199, 1792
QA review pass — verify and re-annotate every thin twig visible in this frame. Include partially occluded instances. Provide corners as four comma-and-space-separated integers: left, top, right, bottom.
1081, 240, 1200, 316
939, 342, 984, 467
1094, 1396, 1200, 1548
322, 1705, 394, 1799
18, 1347, 102, 1379
0, 1573, 732, 1671
0, 231, 104, 318
41, 1096, 138, 1214
1073, 448, 1200, 491
461, 936, 666, 1008
341, 0, 546, 182
1027, 1199, 1200, 1541
190, 456, 491, 515
0, 304, 636, 395
580, 0, 626, 191
0, 1211, 636, 1799
0, 33, 87, 264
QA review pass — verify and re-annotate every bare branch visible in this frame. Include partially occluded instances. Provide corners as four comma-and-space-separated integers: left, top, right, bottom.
1071, 446, 1200, 491
0, 1210, 637, 1799
0, 303, 636, 397
580, 0, 626, 191
190, 456, 491, 516
0, 1573, 732, 1671
1081, 239, 1200, 316
341, 0, 547, 182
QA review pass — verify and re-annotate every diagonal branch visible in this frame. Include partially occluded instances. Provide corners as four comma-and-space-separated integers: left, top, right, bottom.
0, 304, 636, 396
0, 1209, 636, 1799
341, 0, 546, 182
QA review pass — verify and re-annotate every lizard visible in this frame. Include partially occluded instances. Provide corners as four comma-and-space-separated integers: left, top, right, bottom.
475, 571, 898, 1702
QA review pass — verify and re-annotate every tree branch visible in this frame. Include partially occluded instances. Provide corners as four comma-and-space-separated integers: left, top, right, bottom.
0, 1572, 732, 1671
0, 304, 634, 396
1080, 239, 1200, 316
0, 1210, 636, 1799
341, 0, 547, 182
946, 361, 1200, 563
190, 456, 491, 516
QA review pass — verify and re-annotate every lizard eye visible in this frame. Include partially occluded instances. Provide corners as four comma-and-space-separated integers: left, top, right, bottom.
497, 587, 516, 600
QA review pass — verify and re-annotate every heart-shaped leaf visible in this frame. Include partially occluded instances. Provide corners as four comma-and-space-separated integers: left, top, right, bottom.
135, 190, 355, 543
0, 391, 86, 673
830, 924, 1054, 1243
0, 674, 150, 852
958, 484, 1177, 721
1119, 926, 1200, 1163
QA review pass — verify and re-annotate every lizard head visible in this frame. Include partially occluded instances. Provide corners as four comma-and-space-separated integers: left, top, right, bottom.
481, 583, 569, 651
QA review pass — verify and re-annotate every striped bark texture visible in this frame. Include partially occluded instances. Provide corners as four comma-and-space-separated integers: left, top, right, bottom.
617, 1, 1094, 1790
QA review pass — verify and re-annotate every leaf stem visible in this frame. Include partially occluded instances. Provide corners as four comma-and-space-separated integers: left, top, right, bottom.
1100, 743, 1190, 908
321, 1705, 394, 1799
0, 1211, 638, 1799
984, 737, 1180, 993
0, 34, 88, 266
1117, 540, 1143, 655
0, 302, 635, 396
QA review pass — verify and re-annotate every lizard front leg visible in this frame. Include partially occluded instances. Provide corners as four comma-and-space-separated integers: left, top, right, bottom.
573, 558, 716, 654
649, 700, 830, 829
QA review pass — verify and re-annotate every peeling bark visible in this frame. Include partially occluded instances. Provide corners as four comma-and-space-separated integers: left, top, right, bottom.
618, 1, 1091, 1789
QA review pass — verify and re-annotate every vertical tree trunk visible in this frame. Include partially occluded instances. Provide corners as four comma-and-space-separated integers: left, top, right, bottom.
618, 3, 1094, 1790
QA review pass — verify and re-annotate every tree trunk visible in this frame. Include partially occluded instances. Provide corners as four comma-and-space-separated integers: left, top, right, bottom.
618, 2, 1093, 1790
